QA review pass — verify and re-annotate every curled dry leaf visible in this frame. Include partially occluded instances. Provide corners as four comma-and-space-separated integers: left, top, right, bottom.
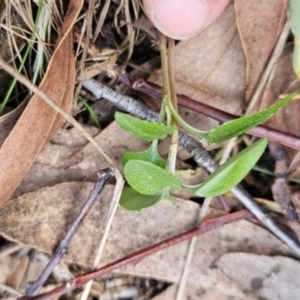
0, 0, 83, 207
235, 0, 288, 102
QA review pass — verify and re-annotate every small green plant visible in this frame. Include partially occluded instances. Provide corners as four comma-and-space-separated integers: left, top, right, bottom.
115, 89, 299, 211
79, 96, 101, 128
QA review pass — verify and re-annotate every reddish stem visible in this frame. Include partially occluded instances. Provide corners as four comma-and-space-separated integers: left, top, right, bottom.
18, 209, 254, 300
123, 76, 300, 151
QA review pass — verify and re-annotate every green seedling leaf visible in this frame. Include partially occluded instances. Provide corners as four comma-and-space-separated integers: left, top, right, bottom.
207, 92, 298, 143
80, 97, 101, 128
120, 187, 161, 211
115, 112, 174, 141
191, 138, 267, 197
288, 0, 300, 78
124, 160, 181, 195
122, 142, 166, 168
288, 0, 300, 37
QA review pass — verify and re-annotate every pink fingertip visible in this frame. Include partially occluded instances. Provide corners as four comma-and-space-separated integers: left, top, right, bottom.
143, 0, 230, 40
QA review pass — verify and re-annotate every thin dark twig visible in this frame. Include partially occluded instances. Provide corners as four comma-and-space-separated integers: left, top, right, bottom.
25, 169, 114, 297
82, 78, 300, 256
269, 142, 300, 241
19, 210, 254, 300
129, 77, 300, 151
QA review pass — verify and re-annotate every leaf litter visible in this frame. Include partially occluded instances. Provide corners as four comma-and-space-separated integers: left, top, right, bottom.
0, 0, 82, 207
0, 0, 300, 299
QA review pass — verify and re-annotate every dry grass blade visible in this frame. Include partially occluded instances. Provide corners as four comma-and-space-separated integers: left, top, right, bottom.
0, 0, 83, 207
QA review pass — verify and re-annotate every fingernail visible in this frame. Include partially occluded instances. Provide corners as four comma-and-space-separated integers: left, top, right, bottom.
143, 0, 211, 40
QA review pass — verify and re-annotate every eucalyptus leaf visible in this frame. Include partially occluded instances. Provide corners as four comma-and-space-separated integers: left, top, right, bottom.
122, 142, 166, 168
191, 139, 267, 197
207, 92, 298, 144
120, 187, 161, 211
124, 160, 181, 195
115, 112, 174, 141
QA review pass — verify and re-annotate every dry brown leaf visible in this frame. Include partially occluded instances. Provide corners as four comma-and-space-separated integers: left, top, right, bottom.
149, 4, 246, 134
216, 253, 300, 300
34, 125, 100, 168
0, 182, 113, 267
0, 256, 13, 284
14, 122, 148, 196
0, 100, 27, 146
0, 0, 83, 207
0, 181, 295, 298
6, 255, 29, 289
115, 219, 294, 299
0, 183, 199, 267
152, 284, 177, 300
235, 0, 288, 102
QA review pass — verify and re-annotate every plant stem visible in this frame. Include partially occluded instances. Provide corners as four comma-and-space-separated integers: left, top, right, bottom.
18, 210, 254, 300
179, 133, 300, 255
25, 169, 114, 296
159, 36, 178, 174
82, 78, 300, 257
130, 78, 300, 151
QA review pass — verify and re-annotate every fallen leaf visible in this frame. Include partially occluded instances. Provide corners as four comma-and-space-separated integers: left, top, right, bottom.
35, 125, 100, 168
0, 181, 295, 299
14, 122, 149, 196
235, 0, 288, 101
216, 253, 300, 300
115, 219, 294, 299
6, 255, 29, 289
0, 182, 113, 267
152, 285, 177, 300
0, 0, 83, 206
0, 183, 199, 267
0, 100, 27, 145
0, 256, 13, 284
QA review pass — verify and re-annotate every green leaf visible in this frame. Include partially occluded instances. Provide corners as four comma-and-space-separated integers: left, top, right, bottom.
80, 98, 101, 128
288, 0, 300, 37
207, 92, 298, 143
122, 143, 166, 168
288, 0, 300, 79
124, 160, 181, 195
115, 112, 174, 141
120, 187, 161, 211
191, 139, 267, 197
